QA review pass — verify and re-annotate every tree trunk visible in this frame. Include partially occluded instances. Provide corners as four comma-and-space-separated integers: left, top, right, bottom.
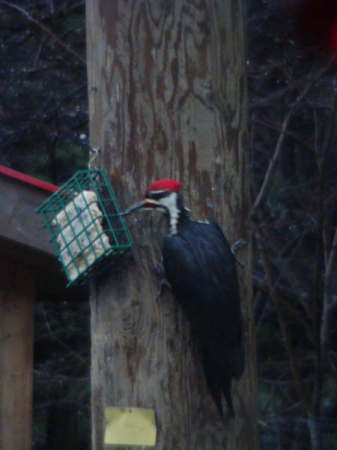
86, 1, 259, 448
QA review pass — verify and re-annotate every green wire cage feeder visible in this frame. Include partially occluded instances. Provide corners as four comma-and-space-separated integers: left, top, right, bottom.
37, 169, 133, 287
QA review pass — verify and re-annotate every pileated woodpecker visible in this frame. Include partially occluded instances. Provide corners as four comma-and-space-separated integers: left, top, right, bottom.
123, 179, 244, 417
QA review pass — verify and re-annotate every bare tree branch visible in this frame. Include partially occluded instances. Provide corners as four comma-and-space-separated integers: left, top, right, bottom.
252, 62, 333, 212
321, 228, 337, 352
40, 304, 87, 365
0, 0, 86, 65
256, 231, 310, 410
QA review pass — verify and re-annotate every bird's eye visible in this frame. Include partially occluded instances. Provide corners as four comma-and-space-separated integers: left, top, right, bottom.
146, 190, 170, 200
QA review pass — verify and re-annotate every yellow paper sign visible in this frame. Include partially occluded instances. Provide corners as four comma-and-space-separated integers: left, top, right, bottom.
104, 407, 156, 447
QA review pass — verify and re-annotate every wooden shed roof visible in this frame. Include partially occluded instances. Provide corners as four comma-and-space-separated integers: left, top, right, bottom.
0, 166, 88, 301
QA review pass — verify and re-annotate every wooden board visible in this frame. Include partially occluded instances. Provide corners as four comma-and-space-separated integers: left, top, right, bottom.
0, 170, 88, 300
0, 260, 34, 450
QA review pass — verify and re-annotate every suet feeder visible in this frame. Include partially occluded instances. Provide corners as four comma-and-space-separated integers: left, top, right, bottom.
37, 169, 132, 286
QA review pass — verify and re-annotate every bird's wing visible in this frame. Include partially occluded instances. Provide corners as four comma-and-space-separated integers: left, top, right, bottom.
163, 221, 244, 415
163, 221, 242, 348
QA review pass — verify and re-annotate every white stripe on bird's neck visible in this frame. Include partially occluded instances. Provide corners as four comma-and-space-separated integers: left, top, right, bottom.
160, 192, 180, 235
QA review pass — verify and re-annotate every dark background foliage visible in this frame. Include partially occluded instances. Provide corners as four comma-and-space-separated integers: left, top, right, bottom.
1, 0, 337, 448
0, 0, 88, 184
0, 1, 89, 448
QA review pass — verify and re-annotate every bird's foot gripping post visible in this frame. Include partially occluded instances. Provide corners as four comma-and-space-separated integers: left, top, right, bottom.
148, 259, 171, 300
155, 277, 172, 302
231, 238, 247, 257
231, 238, 247, 269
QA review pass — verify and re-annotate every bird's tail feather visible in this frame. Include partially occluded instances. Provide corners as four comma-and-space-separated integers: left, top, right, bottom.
201, 351, 235, 417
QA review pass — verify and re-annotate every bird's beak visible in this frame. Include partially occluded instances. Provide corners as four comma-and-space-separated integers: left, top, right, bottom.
120, 199, 159, 216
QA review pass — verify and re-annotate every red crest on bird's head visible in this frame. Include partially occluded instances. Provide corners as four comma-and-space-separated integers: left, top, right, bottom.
146, 179, 182, 193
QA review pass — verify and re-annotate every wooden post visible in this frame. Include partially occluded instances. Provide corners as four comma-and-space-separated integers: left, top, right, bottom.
87, 1, 259, 448
0, 260, 35, 450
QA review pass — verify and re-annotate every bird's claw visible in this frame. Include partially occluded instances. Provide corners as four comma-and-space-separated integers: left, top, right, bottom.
231, 239, 247, 256
156, 278, 172, 301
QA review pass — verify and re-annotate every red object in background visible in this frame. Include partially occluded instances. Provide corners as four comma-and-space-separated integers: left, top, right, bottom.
292, 0, 337, 57
0, 165, 59, 193
329, 23, 337, 55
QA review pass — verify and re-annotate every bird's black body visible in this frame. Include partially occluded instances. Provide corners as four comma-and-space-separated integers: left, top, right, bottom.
123, 179, 244, 417
162, 207, 244, 417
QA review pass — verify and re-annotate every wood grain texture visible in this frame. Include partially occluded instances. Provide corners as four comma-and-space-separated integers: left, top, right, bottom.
0, 260, 34, 450
86, 1, 259, 448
